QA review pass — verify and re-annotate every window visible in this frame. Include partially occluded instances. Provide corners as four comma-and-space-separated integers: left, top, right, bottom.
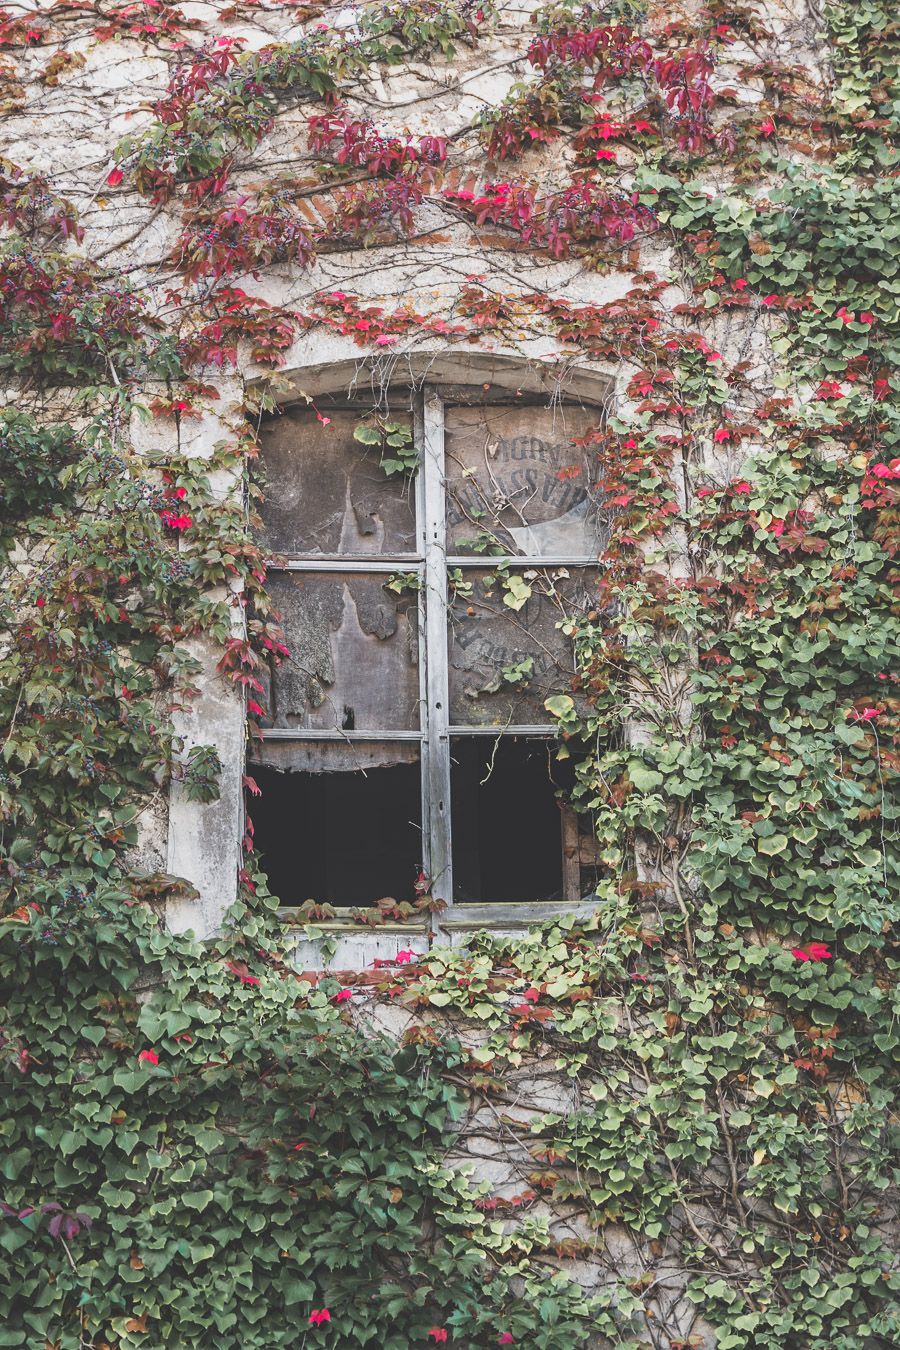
249, 385, 606, 922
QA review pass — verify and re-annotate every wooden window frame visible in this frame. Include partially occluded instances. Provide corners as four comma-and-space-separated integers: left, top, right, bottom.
259, 384, 601, 925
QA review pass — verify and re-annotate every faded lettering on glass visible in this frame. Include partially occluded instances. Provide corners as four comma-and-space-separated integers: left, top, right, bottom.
444, 405, 606, 558
448, 568, 598, 725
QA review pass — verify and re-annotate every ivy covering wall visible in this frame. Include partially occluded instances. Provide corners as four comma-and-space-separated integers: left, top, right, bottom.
0, 1, 897, 1347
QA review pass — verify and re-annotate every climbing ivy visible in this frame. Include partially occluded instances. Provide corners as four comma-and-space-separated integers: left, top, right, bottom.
3, 893, 616, 1348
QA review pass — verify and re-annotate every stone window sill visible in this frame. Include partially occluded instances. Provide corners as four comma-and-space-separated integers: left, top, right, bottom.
280, 901, 600, 975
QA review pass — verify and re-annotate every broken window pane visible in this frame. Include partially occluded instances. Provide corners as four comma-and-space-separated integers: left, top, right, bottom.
444, 404, 607, 558
448, 567, 598, 726
267, 571, 420, 731
258, 407, 417, 556
248, 761, 422, 907
450, 738, 569, 902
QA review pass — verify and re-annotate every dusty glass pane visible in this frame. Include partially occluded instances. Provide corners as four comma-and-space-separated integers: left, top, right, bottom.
448, 567, 598, 726
267, 572, 420, 731
258, 407, 417, 556
444, 404, 607, 557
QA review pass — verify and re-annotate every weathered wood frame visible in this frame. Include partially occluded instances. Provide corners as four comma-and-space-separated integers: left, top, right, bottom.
260, 382, 603, 924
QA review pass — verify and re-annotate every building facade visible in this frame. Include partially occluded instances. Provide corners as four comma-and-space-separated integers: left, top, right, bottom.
1, 1, 897, 1346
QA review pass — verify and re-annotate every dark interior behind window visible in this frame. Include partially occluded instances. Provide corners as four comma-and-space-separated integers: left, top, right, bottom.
450, 739, 571, 903
249, 763, 422, 907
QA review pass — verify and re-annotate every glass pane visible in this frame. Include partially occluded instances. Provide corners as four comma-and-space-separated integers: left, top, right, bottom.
266, 572, 420, 731
448, 567, 598, 726
258, 407, 417, 555
444, 403, 606, 557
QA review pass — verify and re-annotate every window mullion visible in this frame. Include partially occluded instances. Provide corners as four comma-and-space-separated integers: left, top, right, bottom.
421, 389, 453, 908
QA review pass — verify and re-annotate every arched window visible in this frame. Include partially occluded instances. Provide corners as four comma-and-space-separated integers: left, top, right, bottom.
248, 368, 612, 943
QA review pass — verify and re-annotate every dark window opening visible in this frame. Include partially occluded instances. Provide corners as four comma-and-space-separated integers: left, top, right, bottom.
450, 739, 572, 903
248, 762, 422, 907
